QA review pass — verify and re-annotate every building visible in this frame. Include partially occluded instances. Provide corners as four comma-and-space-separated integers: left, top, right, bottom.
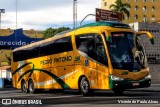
0, 66, 11, 78
0, 29, 44, 66
101, 0, 160, 23
0, 66, 12, 88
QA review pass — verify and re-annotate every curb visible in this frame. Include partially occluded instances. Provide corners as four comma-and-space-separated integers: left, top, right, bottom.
0, 87, 14, 91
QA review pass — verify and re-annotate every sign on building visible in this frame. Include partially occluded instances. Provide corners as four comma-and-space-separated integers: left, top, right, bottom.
0, 29, 43, 49
96, 8, 123, 22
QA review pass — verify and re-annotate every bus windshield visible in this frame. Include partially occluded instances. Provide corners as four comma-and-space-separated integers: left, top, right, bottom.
107, 32, 145, 71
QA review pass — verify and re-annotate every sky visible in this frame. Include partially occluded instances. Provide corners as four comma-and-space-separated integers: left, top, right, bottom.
0, 0, 100, 30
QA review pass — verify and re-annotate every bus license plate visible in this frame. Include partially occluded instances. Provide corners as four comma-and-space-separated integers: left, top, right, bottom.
133, 83, 139, 86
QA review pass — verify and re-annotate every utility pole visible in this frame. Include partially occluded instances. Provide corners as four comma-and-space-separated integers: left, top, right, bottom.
73, 0, 77, 28
0, 9, 5, 29
16, 0, 18, 29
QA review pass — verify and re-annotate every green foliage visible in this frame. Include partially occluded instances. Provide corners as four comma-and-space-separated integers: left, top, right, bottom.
109, 0, 131, 20
43, 27, 70, 39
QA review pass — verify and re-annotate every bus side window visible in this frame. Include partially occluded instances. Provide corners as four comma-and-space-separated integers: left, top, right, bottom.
75, 33, 108, 66
13, 50, 26, 62
95, 35, 108, 66
40, 36, 73, 56
27, 46, 40, 59
75, 33, 97, 60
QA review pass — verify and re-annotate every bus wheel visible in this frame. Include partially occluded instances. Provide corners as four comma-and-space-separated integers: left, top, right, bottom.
113, 89, 124, 95
80, 77, 91, 96
28, 80, 35, 94
21, 81, 28, 93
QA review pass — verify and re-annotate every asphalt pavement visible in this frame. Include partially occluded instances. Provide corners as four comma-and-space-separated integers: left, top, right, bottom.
127, 84, 160, 92
0, 84, 160, 92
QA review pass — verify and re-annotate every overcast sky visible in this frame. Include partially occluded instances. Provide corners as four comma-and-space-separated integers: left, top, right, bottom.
0, 0, 100, 30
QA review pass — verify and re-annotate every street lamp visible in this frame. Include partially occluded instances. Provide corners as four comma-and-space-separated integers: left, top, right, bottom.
0, 9, 5, 29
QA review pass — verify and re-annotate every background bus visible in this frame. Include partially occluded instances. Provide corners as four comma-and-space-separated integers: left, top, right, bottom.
11, 21, 154, 95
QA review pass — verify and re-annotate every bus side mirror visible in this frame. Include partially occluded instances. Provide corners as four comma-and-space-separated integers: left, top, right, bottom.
136, 31, 154, 45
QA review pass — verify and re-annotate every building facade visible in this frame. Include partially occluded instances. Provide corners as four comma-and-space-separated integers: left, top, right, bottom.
101, 0, 160, 23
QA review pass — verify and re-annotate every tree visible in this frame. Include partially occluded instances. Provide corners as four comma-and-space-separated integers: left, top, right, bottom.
109, 0, 131, 20
43, 27, 70, 39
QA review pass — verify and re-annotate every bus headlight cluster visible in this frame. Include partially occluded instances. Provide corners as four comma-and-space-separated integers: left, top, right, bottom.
145, 74, 151, 79
110, 75, 124, 80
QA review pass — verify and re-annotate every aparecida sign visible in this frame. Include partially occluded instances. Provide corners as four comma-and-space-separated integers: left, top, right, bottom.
0, 29, 43, 49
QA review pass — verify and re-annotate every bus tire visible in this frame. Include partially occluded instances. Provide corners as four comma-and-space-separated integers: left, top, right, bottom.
80, 76, 91, 96
28, 79, 36, 94
113, 89, 124, 95
21, 80, 28, 93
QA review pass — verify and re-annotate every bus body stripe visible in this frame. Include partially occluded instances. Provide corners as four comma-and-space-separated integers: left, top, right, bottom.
35, 69, 79, 87
12, 63, 78, 89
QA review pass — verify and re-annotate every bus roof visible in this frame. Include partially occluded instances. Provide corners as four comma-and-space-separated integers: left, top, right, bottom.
13, 21, 131, 52
55, 21, 131, 36
80, 21, 130, 29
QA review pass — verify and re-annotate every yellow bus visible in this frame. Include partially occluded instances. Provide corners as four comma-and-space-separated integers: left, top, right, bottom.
11, 21, 154, 95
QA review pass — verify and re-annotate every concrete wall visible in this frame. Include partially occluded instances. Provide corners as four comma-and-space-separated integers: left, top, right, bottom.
149, 64, 160, 84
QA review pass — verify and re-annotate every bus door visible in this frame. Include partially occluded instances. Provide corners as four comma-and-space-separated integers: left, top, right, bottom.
74, 33, 99, 89
95, 34, 110, 89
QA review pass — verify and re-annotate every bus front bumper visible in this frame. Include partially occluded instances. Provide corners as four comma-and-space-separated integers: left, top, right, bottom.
110, 78, 151, 90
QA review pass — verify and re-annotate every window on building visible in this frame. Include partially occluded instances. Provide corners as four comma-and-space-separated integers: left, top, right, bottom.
152, 6, 155, 12
143, 0, 146, 2
143, 6, 147, 11
135, 6, 138, 11
151, 15, 155, 21
104, 2, 107, 6
135, 15, 138, 20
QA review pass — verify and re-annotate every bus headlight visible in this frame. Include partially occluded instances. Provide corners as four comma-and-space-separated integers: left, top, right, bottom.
110, 75, 124, 80
145, 74, 151, 79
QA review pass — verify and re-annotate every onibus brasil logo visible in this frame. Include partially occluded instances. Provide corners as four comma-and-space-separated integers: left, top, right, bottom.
2, 99, 42, 105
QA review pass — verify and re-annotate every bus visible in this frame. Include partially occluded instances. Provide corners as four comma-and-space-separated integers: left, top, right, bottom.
11, 21, 154, 95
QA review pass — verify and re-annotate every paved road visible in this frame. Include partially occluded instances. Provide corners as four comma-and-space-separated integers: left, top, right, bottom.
0, 89, 160, 107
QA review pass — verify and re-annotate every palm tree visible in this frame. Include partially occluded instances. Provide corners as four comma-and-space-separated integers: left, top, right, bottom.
109, 0, 131, 20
